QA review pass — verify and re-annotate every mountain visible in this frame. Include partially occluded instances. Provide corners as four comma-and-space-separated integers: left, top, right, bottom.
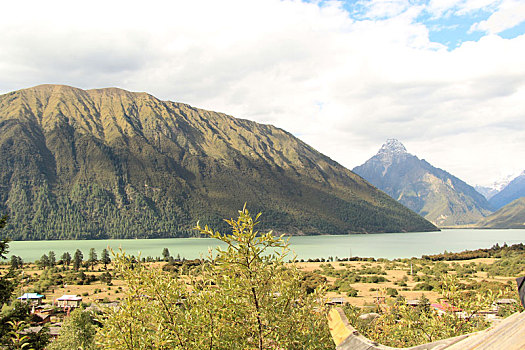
0, 85, 436, 240
353, 139, 493, 227
489, 171, 525, 209
474, 186, 500, 200
475, 173, 517, 200
476, 197, 525, 229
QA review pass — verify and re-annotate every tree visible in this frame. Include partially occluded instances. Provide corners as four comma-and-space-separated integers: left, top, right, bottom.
10, 255, 20, 270
16, 256, 23, 269
7, 320, 32, 350
162, 247, 170, 261
88, 248, 97, 270
101, 248, 111, 269
0, 216, 45, 349
73, 249, 83, 271
0, 215, 16, 306
344, 275, 503, 347
99, 272, 112, 285
38, 254, 50, 269
48, 308, 96, 350
48, 251, 56, 268
0, 214, 9, 260
61, 252, 71, 269
97, 207, 333, 349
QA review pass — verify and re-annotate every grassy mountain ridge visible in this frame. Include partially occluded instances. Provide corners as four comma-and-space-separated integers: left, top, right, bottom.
476, 197, 525, 229
0, 85, 436, 240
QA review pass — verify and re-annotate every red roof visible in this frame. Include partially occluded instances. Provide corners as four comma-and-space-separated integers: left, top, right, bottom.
431, 302, 462, 312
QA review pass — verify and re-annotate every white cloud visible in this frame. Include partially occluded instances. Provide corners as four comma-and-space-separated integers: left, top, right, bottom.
0, 0, 524, 186
427, 0, 499, 17
471, 0, 525, 34
354, 0, 412, 19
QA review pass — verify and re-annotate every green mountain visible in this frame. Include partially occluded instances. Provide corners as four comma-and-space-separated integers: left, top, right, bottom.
0, 85, 436, 240
476, 197, 525, 229
353, 139, 493, 227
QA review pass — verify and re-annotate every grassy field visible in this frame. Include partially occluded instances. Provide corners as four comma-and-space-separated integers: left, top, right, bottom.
3, 252, 521, 308
298, 258, 519, 306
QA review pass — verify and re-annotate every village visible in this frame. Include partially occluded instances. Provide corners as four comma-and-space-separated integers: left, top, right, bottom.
2, 243, 523, 346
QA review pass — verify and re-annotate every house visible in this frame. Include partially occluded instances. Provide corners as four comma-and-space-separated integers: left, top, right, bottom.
56, 295, 82, 308
326, 297, 345, 306
33, 312, 53, 324
17, 293, 44, 305
489, 298, 518, 314
494, 298, 517, 307
20, 326, 61, 339
406, 299, 427, 307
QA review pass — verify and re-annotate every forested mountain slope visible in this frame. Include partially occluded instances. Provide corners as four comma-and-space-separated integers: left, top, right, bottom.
0, 85, 436, 240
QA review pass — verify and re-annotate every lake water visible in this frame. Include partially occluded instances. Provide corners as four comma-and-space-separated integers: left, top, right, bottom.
6, 229, 525, 262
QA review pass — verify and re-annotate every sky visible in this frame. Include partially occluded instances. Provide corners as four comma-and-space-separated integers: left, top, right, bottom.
0, 0, 524, 187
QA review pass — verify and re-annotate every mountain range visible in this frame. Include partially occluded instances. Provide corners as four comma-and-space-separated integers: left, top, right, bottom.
487, 171, 525, 210
353, 139, 493, 227
475, 171, 522, 200
0, 85, 436, 240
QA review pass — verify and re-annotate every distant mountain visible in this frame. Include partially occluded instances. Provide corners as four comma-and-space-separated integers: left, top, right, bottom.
477, 197, 525, 229
475, 174, 517, 200
353, 139, 493, 227
474, 186, 500, 200
489, 171, 525, 209
0, 85, 437, 240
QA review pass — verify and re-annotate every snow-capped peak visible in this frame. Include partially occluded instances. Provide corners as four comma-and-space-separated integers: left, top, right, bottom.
378, 139, 407, 155
483, 170, 525, 192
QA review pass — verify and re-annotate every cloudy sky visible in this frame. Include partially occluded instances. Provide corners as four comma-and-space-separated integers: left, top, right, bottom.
1, 0, 524, 187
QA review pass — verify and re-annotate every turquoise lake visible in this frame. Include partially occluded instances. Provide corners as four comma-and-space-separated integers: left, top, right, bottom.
6, 229, 525, 262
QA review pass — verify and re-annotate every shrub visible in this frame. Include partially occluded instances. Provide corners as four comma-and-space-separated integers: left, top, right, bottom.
97, 207, 334, 349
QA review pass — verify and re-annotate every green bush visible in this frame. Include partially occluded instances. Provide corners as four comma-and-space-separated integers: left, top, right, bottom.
97, 207, 334, 349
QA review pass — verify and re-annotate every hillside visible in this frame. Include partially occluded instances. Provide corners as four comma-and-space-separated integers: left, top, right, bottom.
476, 197, 525, 229
353, 139, 493, 227
0, 85, 436, 240
489, 171, 525, 209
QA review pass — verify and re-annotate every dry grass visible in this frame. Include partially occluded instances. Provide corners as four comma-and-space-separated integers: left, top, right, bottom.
3, 256, 516, 308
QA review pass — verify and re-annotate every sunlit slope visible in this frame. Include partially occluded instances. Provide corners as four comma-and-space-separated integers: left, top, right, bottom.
0, 85, 436, 240
476, 197, 525, 229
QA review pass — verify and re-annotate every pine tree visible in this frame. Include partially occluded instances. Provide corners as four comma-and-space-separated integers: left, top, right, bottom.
48, 251, 56, 267
61, 252, 71, 269
39, 254, 50, 269
1, 214, 16, 306
162, 247, 170, 261
101, 248, 111, 269
10, 255, 20, 270
73, 249, 83, 271
88, 248, 97, 270
0, 215, 9, 260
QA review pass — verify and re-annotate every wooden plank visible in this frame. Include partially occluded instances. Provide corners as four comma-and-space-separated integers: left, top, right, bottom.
328, 307, 525, 350
445, 311, 525, 350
